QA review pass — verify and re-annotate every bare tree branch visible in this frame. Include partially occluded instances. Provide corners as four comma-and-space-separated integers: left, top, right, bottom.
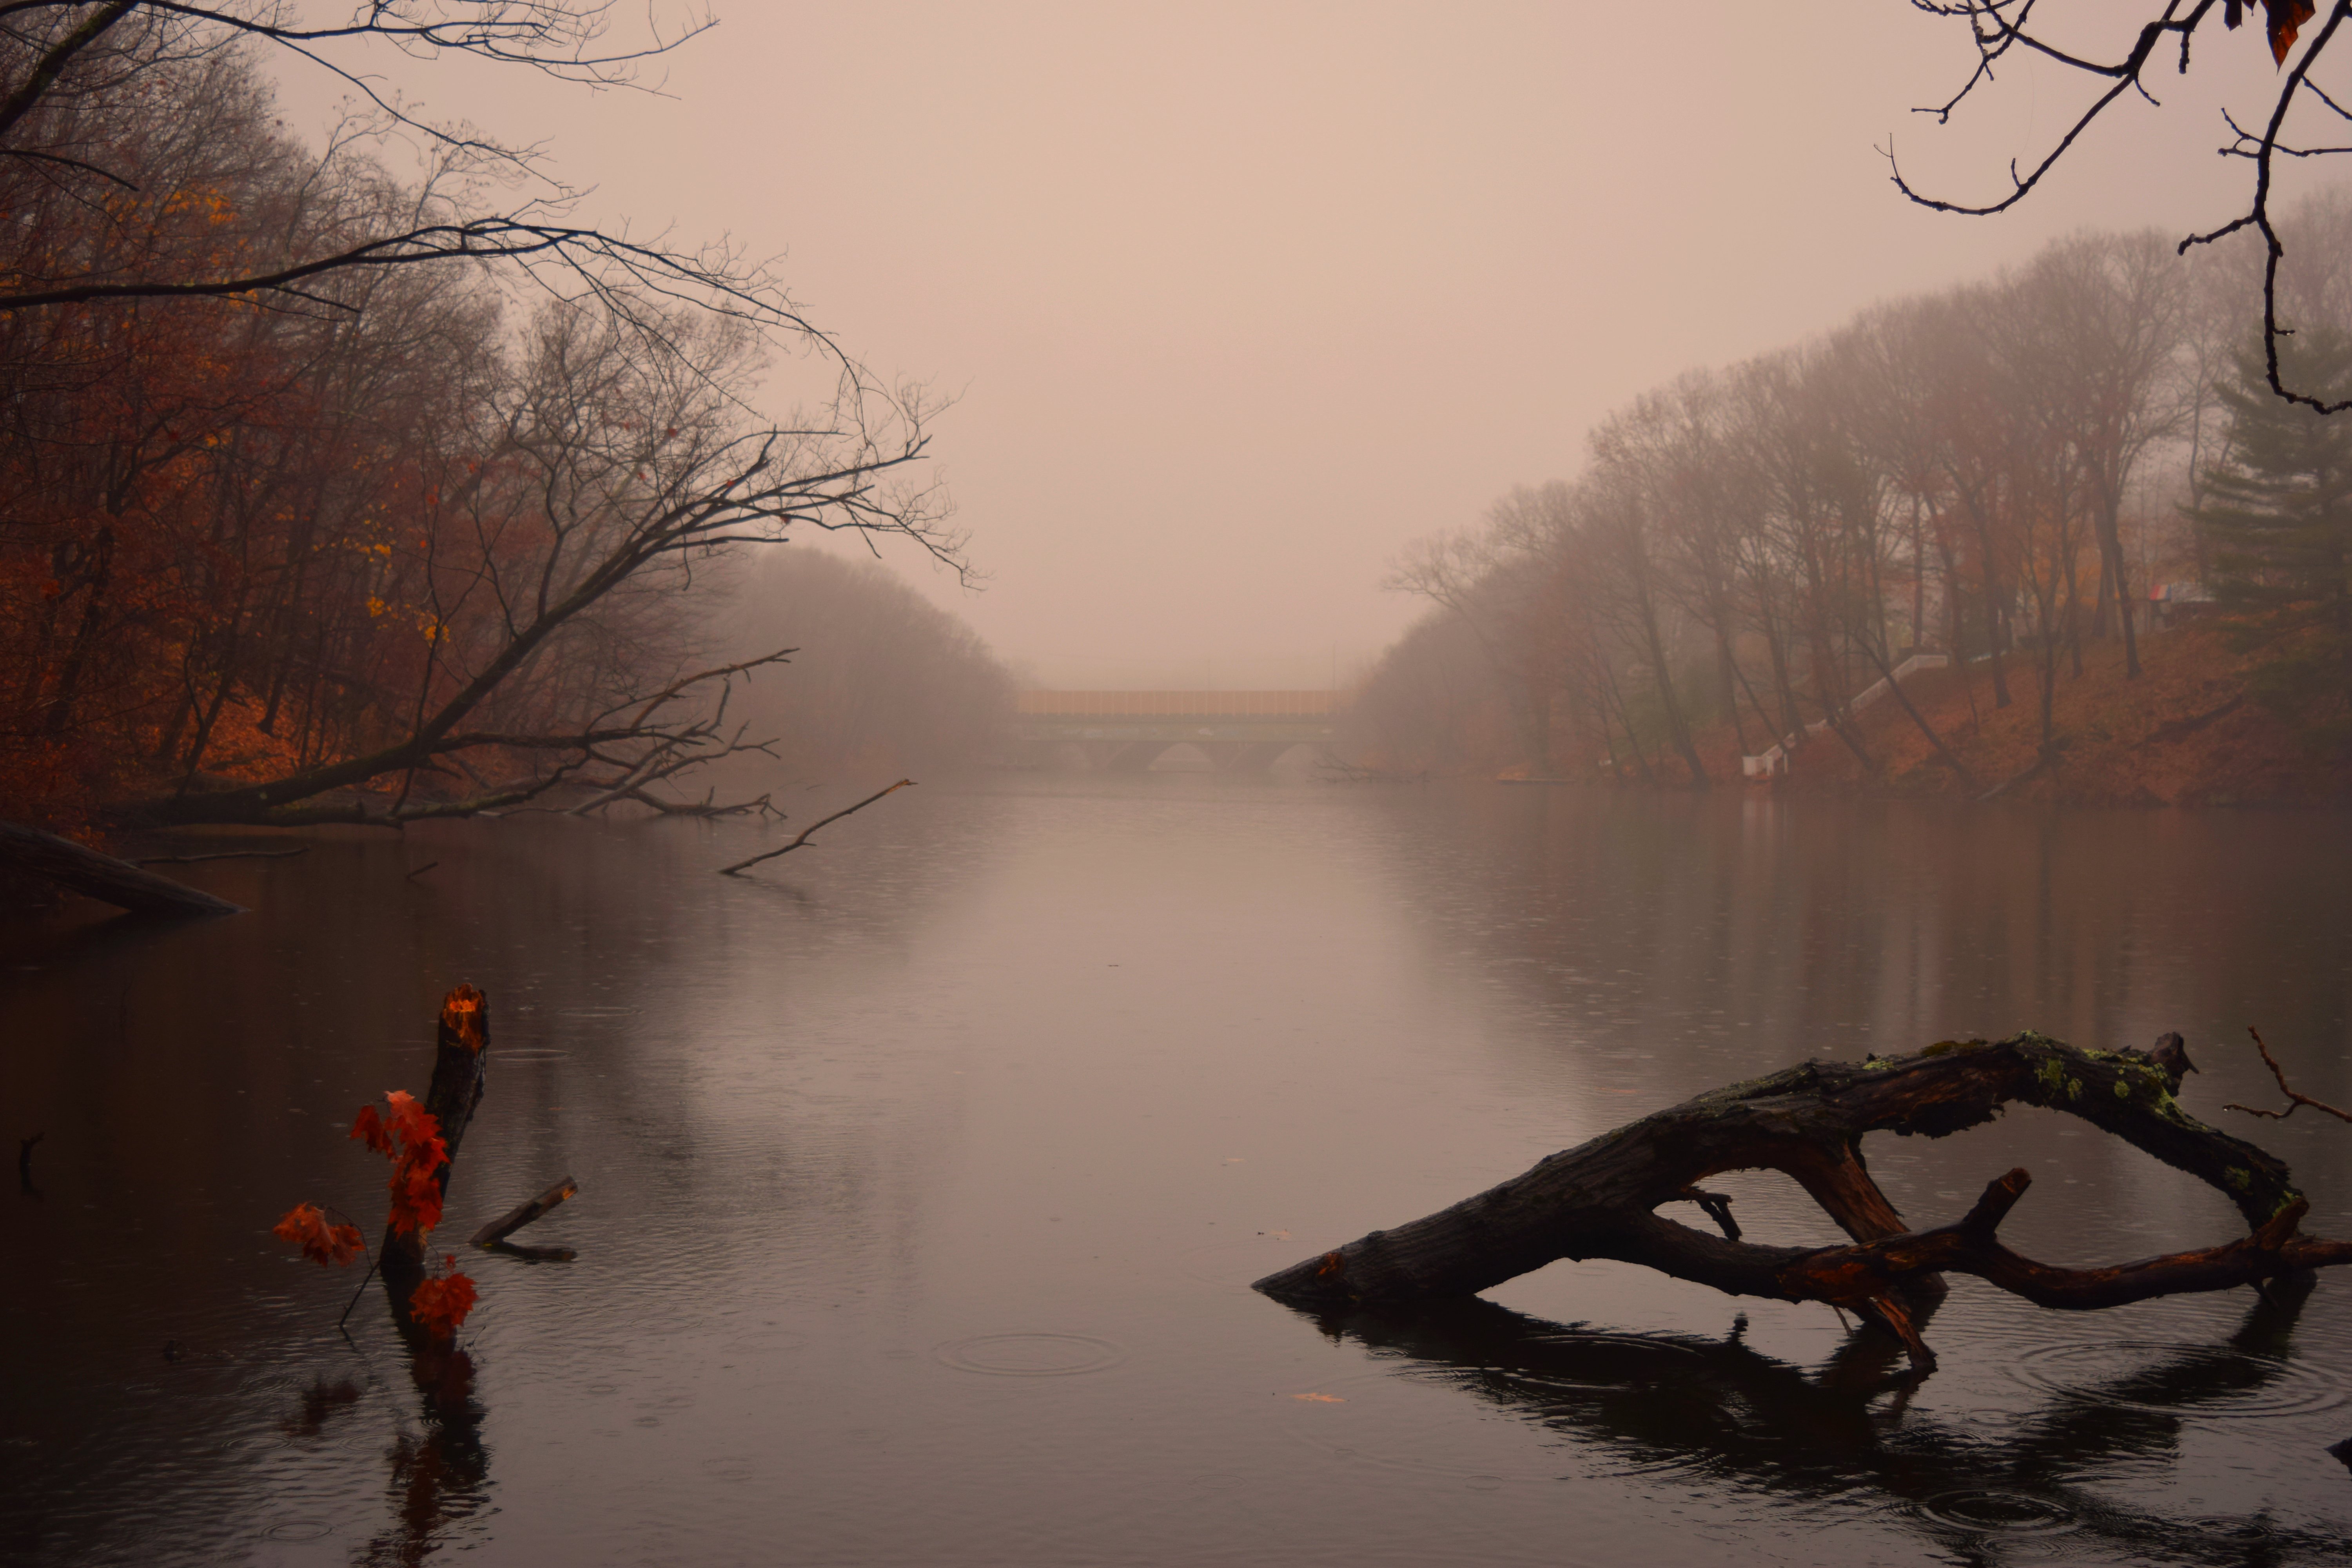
716, 778, 913, 875
2225, 1025, 2352, 1122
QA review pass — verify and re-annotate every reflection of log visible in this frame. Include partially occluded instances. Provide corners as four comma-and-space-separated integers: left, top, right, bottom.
0, 818, 242, 916
379, 986, 491, 1302
1256, 1032, 2352, 1370
1294, 1283, 2347, 1564
469, 1176, 577, 1248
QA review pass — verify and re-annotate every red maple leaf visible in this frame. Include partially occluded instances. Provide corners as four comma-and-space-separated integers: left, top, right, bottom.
349, 1103, 393, 1157
383, 1090, 443, 1157
407, 1258, 478, 1338
387, 1149, 446, 1236
273, 1202, 364, 1267
358, 1090, 451, 1237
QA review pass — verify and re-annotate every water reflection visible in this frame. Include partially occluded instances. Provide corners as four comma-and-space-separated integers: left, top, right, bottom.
7, 782, 2352, 1565
1295, 1278, 2352, 1563
362, 1334, 489, 1567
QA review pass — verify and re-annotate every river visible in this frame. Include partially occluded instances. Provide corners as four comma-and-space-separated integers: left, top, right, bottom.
5, 776, 2352, 1565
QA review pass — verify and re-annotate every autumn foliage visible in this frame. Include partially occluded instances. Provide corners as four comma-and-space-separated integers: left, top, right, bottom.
353, 1091, 453, 1239
271, 1203, 363, 1269
274, 1088, 475, 1337
407, 1259, 481, 1341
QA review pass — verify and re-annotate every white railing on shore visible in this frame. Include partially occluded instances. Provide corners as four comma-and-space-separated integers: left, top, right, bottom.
1739, 653, 1949, 778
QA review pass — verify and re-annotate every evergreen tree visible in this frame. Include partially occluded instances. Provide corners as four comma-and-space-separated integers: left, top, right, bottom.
2189, 332, 2352, 750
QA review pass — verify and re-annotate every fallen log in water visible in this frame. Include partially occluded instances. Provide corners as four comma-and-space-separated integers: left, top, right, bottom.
0, 819, 243, 916
1254, 1032, 2352, 1370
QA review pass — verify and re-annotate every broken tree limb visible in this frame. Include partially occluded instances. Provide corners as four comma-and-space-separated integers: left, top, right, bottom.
717, 779, 914, 876
469, 1176, 578, 1248
0, 818, 243, 916
1254, 1031, 2352, 1371
379, 985, 491, 1303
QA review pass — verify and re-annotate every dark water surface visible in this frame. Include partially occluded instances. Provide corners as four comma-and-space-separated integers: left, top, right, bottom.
5, 778, 2352, 1566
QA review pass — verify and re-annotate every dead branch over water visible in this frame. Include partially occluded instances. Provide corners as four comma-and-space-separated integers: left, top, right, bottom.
717, 779, 913, 875
1256, 1032, 2352, 1372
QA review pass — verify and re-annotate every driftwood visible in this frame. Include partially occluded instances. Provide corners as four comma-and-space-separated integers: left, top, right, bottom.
379, 986, 492, 1302
1255, 1032, 2352, 1371
470, 1175, 578, 1248
0, 819, 242, 916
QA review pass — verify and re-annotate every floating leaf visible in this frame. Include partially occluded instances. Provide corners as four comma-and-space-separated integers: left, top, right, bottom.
1292, 1392, 1347, 1403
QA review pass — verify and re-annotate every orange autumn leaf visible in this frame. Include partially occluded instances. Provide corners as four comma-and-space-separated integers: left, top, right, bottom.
273, 1202, 364, 1268
2267, 0, 2317, 63
349, 1103, 393, 1157
388, 1148, 446, 1237
382, 1090, 444, 1159
356, 1089, 450, 1238
2227, 0, 2318, 64
408, 1258, 478, 1339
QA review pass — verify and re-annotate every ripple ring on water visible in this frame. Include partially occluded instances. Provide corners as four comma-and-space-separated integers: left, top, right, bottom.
1916, 1490, 2080, 1535
2007, 1340, 2348, 1419
933, 1333, 1123, 1377
262, 1520, 334, 1541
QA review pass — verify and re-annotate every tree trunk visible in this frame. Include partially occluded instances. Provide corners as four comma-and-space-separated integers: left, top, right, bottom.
1254, 1033, 2350, 1372
0, 819, 243, 916
379, 986, 491, 1304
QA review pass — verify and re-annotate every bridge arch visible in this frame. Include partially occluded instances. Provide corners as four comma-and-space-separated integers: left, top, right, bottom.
1008, 692, 1339, 774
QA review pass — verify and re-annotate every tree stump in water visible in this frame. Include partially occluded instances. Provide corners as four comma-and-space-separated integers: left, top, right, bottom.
1254, 1033, 2352, 1370
379, 985, 490, 1304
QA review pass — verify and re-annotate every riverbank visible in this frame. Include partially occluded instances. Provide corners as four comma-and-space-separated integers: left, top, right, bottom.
1690, 620, 2347, 806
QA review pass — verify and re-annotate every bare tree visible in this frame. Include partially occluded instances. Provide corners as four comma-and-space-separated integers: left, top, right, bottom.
131, 296, 957, 826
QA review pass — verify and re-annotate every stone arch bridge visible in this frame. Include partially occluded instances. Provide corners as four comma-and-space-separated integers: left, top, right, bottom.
1008, 691, 1339, 772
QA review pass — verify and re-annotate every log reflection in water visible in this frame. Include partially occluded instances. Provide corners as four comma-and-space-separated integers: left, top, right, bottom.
1296, 1277, 2352, 1564
361, 1328, 490, 1568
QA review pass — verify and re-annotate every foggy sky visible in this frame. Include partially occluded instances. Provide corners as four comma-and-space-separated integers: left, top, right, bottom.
289, 2, 2305, 689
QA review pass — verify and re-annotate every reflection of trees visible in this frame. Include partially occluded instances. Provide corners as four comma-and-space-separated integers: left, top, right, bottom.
1290, 1278, 2352, 1565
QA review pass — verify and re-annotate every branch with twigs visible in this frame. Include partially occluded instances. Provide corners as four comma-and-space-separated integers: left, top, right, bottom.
1900, 0, 2352, 413
717, 779, 914, 876
2225, 1025, 2352, 1122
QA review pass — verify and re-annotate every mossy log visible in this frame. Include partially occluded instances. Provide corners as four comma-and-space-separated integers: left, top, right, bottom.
1253, 1033, 2352, 1370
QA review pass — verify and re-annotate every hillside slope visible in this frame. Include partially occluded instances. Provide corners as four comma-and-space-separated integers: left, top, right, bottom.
1690, 621, 2347, 806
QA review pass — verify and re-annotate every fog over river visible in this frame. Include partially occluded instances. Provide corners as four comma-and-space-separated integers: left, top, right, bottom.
6, 777, 2352, 1565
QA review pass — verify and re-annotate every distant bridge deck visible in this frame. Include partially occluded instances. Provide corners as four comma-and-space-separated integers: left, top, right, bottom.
1008, 691, 1339, 770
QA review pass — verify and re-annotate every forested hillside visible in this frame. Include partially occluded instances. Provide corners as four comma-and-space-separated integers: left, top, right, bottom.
1350, 195, 2352, 804
0, 11, 955, 835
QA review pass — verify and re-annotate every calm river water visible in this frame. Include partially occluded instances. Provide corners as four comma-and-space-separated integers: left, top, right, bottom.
5, 777, 2352, 1566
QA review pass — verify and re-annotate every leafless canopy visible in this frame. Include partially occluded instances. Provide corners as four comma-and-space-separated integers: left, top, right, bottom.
0, 4, 784, 332
1902, 0, 2352, 412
